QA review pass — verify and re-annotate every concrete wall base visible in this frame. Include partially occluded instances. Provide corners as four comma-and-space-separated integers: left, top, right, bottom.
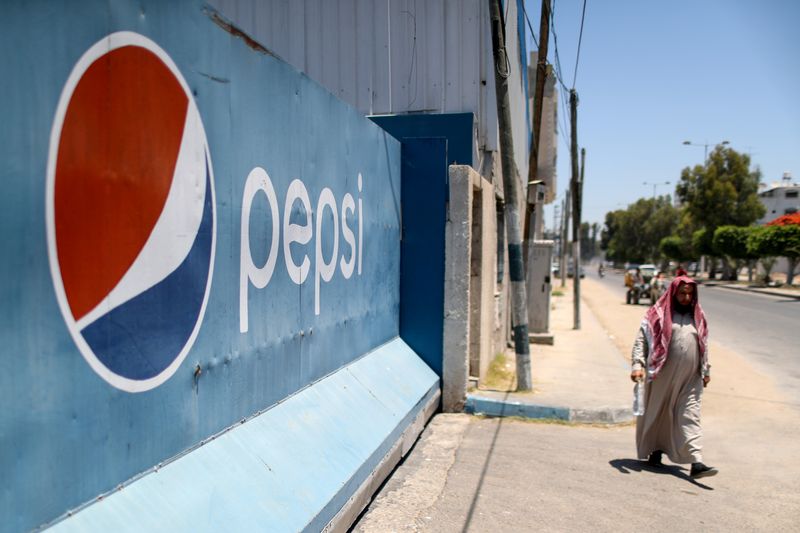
46, 339, 439, 533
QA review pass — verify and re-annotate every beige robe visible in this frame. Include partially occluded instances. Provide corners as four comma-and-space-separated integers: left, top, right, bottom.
631, 311, 704, 464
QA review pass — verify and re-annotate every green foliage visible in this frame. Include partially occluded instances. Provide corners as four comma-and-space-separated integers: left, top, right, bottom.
775, 225, 800, 259
659, 235, 695, 261
676, 145, 765, 242
692, 228, 714, 256
600, 196, 680, 264
713, 225, 758, 260
747, 226, 782, 257
600, 210, 623, 262
747, 226, 782, 282
579, 222, 600, 260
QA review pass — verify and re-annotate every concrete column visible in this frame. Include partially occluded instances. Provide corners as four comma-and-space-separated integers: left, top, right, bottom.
443, 165, 499, 412
443, 166, 472, 412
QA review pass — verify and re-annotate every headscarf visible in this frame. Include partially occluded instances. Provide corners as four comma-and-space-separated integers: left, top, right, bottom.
640, 275, 708, 381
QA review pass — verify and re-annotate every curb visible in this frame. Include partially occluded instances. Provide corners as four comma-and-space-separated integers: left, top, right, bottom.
702, 282, 800, 300
465, 394, 634, 425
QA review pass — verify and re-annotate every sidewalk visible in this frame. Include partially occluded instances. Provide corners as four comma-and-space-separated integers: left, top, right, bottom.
353, 277, 800, 532
465, 279, 634, 424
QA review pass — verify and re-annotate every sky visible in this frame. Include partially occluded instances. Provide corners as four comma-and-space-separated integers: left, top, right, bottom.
522, 0, 800, 232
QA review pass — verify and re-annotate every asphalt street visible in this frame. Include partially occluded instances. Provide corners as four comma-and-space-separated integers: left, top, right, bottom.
592, 269, 800, 404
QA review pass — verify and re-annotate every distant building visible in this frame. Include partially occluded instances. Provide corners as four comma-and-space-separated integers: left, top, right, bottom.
758, 172, 800, 224
527, 51, 558, 239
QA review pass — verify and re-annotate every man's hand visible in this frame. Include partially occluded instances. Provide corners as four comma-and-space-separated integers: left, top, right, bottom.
631, 369, 644, 382
703, 375, 711, 388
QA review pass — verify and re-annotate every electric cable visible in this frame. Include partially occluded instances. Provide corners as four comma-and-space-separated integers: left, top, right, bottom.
572, 0, 587, 89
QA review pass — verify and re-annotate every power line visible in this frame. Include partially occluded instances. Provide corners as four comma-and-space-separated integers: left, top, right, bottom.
571, 0, 587, 89
549, 0, 571, 151
520, 0, 539, 51
549, 0, 570, 93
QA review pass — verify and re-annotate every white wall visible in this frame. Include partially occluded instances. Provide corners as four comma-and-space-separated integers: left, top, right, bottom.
208, 0, 531, 185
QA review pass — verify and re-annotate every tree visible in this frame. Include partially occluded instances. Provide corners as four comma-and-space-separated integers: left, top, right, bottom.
579, 222, 600, 260
601, 196, 680, 264
676, 145, 765, 277
747, 226, 780, 284
600, 210, 624, 264
660, 235, 695, 263
767, 213, 800, 285
713, 225, 759, 281
761, 223, 800, 285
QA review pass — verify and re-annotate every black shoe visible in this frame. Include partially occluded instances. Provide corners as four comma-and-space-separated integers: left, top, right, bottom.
690, 462, 718, 479
647, 451, 663, 467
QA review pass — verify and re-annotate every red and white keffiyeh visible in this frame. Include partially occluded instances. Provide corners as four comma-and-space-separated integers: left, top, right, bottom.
641, 275, 708, 381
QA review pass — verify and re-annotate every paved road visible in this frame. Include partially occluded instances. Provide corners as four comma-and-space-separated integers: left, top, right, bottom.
591, 268, 800, 402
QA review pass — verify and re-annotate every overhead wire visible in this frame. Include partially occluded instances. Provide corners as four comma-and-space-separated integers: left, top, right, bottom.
572, 0, 587, 89
520, 0, 540, 51
549, 0, 570, 93
549, 0, 581, 152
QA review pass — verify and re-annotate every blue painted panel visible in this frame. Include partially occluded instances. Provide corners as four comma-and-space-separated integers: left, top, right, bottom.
370, 112, 475, 170
368, 114, 477, 379
0, 2, 404, 531
397, 139, 449, 377
47, 339, 439, 532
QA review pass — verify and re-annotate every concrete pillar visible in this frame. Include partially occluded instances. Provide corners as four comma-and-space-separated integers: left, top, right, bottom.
443, 166, 472, 412
443, 165, 497, 411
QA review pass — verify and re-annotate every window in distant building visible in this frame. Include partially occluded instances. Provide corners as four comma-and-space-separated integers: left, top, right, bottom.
786, 190, 799, 198
785, 207, 798, 214
762, 190, 774, 197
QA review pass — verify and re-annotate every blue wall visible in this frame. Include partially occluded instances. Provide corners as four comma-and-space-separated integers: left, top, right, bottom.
398, 138, 449, 377
370, 112, 475, 169
369, 113, 476, 378
0, 2, 403, 530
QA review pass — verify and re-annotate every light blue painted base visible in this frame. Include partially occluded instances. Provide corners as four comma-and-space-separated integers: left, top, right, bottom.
465, 395, 570, 421
47, 339, 439, 532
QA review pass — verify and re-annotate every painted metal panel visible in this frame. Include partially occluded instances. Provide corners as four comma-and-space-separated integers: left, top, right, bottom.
367, 113, 478, 380
0, 1, 407, 530
47, 339, 439, 532
396, 138, 449, 378
206, 0, 530, 182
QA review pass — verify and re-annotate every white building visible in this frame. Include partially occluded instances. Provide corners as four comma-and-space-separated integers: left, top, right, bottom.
758, 172, 800, 224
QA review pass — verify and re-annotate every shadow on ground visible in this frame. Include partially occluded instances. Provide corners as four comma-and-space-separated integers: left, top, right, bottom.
609, 458, 714, 490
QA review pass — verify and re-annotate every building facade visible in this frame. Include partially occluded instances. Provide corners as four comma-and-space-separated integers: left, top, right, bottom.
758, 173, 800, 224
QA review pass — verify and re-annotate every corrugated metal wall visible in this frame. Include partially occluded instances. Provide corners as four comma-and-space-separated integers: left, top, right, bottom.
208, 0, 531, 184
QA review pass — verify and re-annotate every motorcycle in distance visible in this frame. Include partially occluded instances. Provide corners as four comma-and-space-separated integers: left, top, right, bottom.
598, 263, 605, 278
625, 264, 659, 305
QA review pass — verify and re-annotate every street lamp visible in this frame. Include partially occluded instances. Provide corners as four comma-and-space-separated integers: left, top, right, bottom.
643, 180, 671, 198
682, 140, 730, 162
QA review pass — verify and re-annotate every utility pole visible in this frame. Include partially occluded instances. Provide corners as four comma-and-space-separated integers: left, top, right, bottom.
489, 0, 531, 391
523, 0, 552, 246
573, 147, 585, 329
552, 203, 560, 240
561, 190, 569, 288
569, 90, 581, 329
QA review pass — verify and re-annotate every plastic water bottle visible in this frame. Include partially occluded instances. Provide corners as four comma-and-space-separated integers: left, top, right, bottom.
632, 380, 645, 416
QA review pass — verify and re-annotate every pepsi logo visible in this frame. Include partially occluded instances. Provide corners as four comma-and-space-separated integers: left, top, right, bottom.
46, 32, 216, 393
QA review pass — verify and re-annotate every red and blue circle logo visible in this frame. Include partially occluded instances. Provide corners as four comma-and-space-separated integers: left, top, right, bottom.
46, 32, 216, 392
